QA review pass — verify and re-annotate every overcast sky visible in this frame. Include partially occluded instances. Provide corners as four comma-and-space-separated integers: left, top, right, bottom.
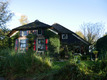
8, 0, 107, 33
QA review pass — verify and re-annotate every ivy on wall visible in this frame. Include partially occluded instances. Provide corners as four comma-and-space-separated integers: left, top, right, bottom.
9, 29, 60, 55
9, 32, 19, 48
44, 29, 60, 54
27, 34, 37, 49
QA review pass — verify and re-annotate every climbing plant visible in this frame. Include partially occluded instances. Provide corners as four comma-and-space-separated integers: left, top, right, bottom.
44, 29, 60, 54
9, 32, 19, 48
27, 34, 37, 49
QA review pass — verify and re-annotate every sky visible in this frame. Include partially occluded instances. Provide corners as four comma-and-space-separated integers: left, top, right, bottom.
7, 0, 107, 33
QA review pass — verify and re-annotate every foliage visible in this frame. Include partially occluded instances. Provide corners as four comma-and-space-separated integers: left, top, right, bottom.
0, 49, 51, 80
93, 51, 98, 55
53, 64, 86, 80
0, 1, 13, 28
8, 32, 19, 48
96, 35, 107, 59
0, 28, 10, 49
81, 22, 104, 44
19, 15, 29, 25
0, 35, 9, 49
59, 43, 69, 59
0, 0, 13, 49
27, 34, 37, 49
44, 29, 60, 55
75, 31, 84, 38
1, 48, 107, 80
81, 55, 90, 60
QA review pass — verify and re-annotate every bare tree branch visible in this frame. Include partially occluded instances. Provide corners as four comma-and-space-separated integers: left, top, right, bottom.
81, 22, 105, 44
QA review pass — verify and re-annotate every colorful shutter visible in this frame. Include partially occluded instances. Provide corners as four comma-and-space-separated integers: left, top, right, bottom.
45, 39, 48, 44
15, 39, 18, 51
33, 40, 36, 51
45, 39, 48, 51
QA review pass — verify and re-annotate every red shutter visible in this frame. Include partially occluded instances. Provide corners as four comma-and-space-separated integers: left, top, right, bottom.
45, 39, 48, 51
33, 40, 36, 51
46, 45, 48, 51
45, 39, 48, 44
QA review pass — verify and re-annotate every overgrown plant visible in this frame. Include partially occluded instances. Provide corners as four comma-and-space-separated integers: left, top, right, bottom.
44, 29, 60, 56
0, 49, 51, 80
27, 34, 37, 49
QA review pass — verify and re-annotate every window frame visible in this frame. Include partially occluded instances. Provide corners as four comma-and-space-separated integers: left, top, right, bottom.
38, 29, 42, 35
62, 34, 68, 39
20, 31, 28, 36
20, 39, 26, 48
37, 39, 45, 51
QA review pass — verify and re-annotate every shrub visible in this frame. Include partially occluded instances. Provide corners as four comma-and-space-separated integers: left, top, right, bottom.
44, 29, 60, 55
0, 49, 51, 80
96, 35, 107, 59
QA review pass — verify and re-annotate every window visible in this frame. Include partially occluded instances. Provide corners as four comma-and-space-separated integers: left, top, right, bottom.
33, 30, 37, 34
23, 31, 27, 36
38, 39, 45, 51
20, 31, 28, 36
20, 39, 26, 48
38, 29, 42, 35
62, 34, 68, 39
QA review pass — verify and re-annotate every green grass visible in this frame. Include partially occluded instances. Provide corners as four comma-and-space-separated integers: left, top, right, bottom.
80, 60, 95, 67
52, 61, 69, 70
1, 49, 107, 80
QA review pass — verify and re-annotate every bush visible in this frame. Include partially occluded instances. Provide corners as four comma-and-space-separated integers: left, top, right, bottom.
96, 35, 107, 59
53, 64, 86, 80
44, 29, 60, 55
81, 55, 90, 60
0, 49, 51, 80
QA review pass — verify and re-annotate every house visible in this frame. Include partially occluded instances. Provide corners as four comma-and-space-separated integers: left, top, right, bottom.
8, 20, 90, 54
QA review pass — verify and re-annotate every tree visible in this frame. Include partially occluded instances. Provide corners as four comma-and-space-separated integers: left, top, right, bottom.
75, 31, 84, 38
0, 1, 13, 49
0, 1, 13, 29
19, 15, 29, 25
81, 22, 104, 44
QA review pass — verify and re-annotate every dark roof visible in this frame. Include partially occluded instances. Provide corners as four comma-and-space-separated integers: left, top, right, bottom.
13, 20, 52, 30
52, 23, 90, 45
8, 20, 52, 37
52, 23, 74, 34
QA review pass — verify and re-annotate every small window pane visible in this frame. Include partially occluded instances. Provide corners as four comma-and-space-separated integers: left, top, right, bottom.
24, 31, 27, 36
38, 29, 42, 34
62, 34, 68, 39
38, 39, 44, 44
38, 39, 45, 51
20, 39, 26, 48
